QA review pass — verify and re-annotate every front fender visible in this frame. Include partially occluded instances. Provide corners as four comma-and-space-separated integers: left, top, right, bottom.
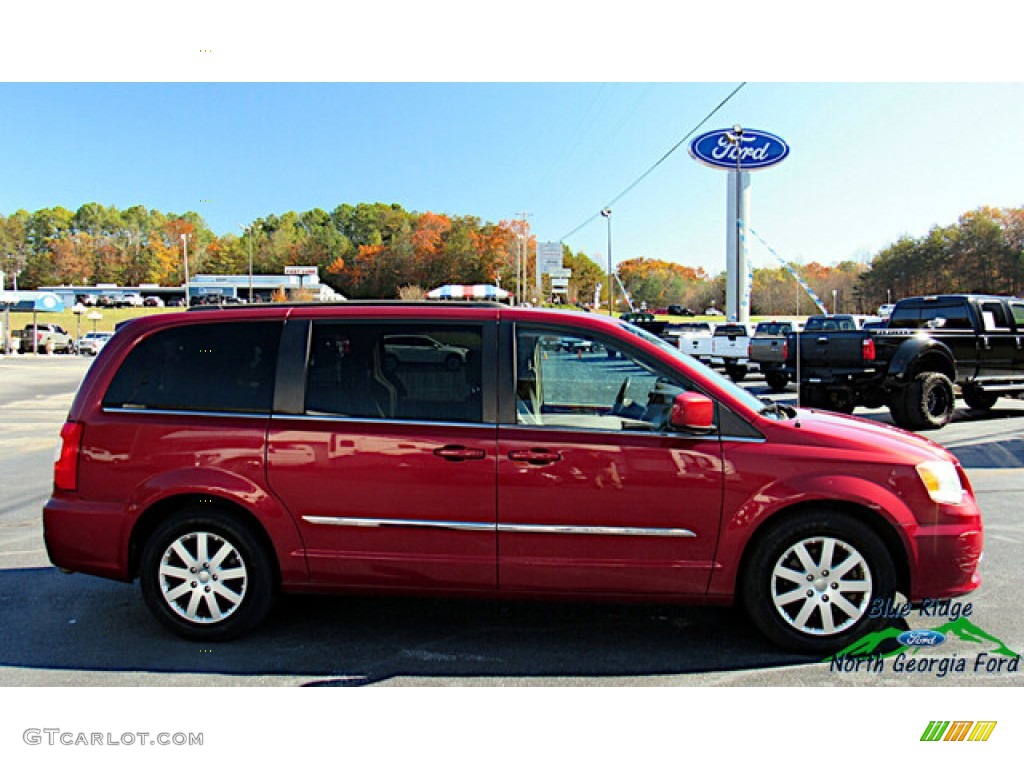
709, 472, 916, 597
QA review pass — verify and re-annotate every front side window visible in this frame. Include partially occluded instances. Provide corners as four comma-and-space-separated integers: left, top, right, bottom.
103, 321, 281, 413
306, 322, 483, 423
515, 327, 707, 433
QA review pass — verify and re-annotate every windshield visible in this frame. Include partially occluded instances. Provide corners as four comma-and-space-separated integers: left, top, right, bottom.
619, 322, 768, 415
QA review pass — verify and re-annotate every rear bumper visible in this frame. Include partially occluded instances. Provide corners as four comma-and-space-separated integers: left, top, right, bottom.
43, 497, 132, 582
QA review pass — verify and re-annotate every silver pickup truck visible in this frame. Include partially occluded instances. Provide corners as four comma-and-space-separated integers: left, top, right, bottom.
747, 320, 802, 392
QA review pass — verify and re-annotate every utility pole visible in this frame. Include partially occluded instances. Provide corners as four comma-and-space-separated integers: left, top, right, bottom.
514, 211, 532, 304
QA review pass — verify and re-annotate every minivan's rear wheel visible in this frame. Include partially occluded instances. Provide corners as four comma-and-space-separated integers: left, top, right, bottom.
743, 511, 895, 655
140, 510, 276, 641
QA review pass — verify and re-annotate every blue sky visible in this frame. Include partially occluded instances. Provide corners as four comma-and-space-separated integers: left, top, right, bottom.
2, 4, 1022, 279
3, 81, 1022, 278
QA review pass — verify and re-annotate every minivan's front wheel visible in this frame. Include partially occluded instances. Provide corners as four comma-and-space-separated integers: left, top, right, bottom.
743, 512, 895, 655
140, 510, 276, 641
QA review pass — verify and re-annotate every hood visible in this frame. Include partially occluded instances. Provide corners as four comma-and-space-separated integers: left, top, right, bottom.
761, 407, 955, 466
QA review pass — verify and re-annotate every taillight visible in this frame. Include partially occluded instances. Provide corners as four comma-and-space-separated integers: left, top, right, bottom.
782, 339, 788, 358
862, 337, 876, 361
54, 421, 83, 492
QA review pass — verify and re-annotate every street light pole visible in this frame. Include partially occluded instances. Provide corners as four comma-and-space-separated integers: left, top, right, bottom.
601, 208, 613, 316
180, 234, 190, 309
241, 224, 255, 302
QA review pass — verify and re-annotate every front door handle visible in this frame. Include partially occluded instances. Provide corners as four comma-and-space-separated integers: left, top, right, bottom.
508, 449, 562, 466
433, 445, 486, 462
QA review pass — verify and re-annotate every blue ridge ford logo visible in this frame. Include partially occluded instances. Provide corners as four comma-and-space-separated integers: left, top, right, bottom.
898, 629, 947, 648
689, 128, 789, 171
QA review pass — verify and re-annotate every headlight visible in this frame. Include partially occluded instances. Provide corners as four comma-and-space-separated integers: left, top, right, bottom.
916, 461, 965, 505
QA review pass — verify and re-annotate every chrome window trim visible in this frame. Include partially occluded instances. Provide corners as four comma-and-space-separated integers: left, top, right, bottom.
102, 407, 269, 420
301, 516, 696, 538
279, 414, 494, 430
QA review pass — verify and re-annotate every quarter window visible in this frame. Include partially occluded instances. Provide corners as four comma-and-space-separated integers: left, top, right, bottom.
306, 323, 483, 423
103, 321, 281, 413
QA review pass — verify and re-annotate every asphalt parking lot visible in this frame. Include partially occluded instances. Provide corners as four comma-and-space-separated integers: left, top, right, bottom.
1, 353, 1021, 686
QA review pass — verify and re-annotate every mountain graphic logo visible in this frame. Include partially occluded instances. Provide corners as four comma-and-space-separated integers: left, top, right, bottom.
829, 617, 1019, 661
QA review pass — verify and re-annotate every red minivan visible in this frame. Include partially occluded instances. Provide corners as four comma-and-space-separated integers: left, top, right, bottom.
43, 303, 983, 653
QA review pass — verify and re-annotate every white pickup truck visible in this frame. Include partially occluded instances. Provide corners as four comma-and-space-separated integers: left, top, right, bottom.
669, 321, 715, 362
710, 322, 757, 382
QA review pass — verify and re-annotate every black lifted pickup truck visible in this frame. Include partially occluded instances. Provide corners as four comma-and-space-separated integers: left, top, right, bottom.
785, 294, 1024, 430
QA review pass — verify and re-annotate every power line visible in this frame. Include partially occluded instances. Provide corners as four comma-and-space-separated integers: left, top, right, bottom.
559, 82, 747, 243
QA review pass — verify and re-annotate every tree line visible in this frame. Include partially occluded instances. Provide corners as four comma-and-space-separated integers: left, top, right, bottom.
2, 202, 1021, 315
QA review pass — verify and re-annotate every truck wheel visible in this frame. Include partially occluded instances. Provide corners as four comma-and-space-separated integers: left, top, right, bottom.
742, 510, 896, 655
765, 372, 789, 393
825, 390, 856, 414
799, 385, 826, 409
892, 372, 954, 431
963, 387, 998, 411
725, 364, 748, 383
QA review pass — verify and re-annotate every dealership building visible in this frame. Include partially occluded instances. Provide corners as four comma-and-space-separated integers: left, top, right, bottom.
39, 270, 343, 308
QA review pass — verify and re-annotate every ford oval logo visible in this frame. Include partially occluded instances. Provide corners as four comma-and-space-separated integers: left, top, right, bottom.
689, 128, 790, 171
897, 629, 947, 648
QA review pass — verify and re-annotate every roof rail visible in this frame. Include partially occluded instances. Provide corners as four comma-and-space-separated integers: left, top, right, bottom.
186, 300, 508, 312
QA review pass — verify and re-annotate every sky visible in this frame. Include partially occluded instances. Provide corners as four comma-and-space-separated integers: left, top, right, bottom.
4, 81, 1022, 280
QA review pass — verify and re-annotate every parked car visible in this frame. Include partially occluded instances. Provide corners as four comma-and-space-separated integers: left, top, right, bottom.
787, 295, 1024, 428
382, 334, 470, 371
710, 322, 757, 382
18, 323, 75, 354
143, 296, 165, 307
119, 293, 145, 308
44, 302, 983, 654
748, 320, 802, 392
667, 304, 695, 317
77, 331, 115, 356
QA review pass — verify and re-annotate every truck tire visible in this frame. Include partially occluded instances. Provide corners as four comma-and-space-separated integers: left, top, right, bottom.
962, 386, 998, 411
725, 364, 748, 383
891, 372, 954, 431
799, 385, 827, 409
765, 371, 789, 393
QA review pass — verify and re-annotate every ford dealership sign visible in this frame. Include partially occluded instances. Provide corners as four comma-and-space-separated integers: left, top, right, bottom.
690, 128, 789, 171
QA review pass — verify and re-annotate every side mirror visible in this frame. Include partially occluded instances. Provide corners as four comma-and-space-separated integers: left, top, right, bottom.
669, 392, 715, 433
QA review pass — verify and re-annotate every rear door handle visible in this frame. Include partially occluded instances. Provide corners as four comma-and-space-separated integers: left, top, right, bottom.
433, 445, 487, 462
508, 449, 562, 466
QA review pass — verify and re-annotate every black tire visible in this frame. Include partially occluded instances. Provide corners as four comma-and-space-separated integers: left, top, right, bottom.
765, 371, 789, 393
444, 353, 462, 371
140, 509, 276, 641
825, 389, 856, 414
799, 385, 827, 409
726, 364, 748, 383
962, 386, 998, 411
742, 511, 896, 655
890, 372, 954, 431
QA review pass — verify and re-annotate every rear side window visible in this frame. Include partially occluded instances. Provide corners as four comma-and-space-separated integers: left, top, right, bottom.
103, 321, 282, 413
305, 322, 484, 423
889, 302, 973, 330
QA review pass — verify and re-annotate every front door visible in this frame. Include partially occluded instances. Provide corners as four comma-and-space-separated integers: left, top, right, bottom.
497, 326, 724, 596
